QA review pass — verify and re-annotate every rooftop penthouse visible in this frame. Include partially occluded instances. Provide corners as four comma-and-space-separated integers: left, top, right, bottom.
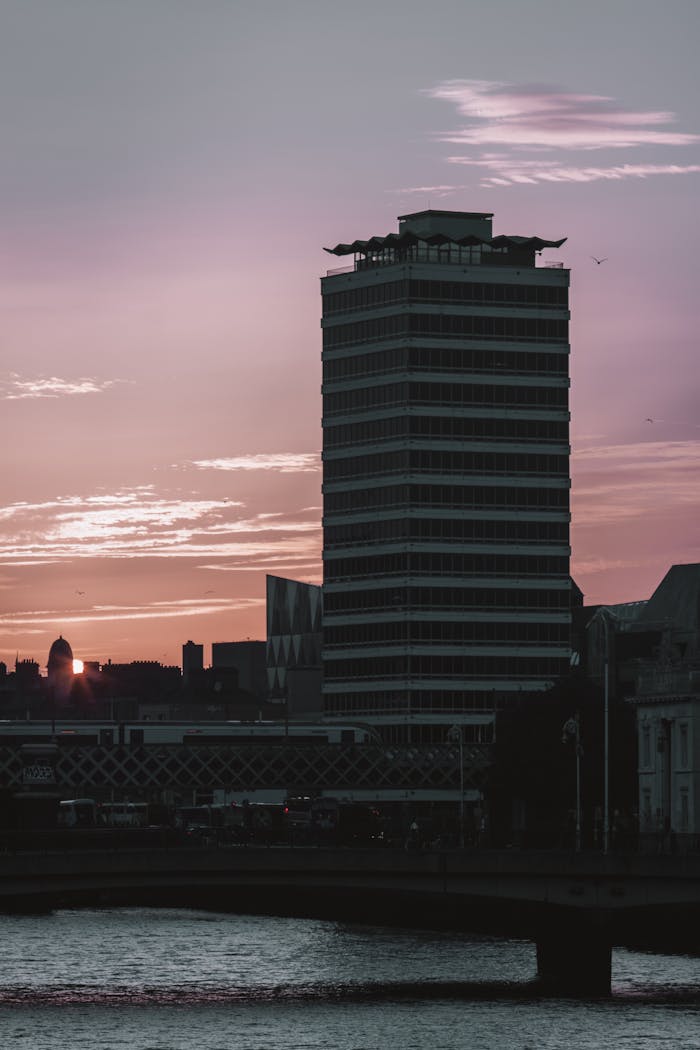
325, 209, 566, 274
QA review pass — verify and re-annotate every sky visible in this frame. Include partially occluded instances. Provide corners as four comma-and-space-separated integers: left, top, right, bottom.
1, 0, 699, 669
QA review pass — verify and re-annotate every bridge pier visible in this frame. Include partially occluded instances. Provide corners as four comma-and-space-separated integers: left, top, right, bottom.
536, 914, 612, 996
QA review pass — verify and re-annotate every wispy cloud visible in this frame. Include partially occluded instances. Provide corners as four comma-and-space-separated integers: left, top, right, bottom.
392, 184, 470, 198
423, 80, 700, 189
427, 80, 699, 150
572, 440, 700, 528
200, 554, 322, 575
192, 453, 320, 473
1, 373, 127, 400
572, 556, 651, 577
448, 156, 700, 187
0, 486, 321, 564
0, 596, 264, 631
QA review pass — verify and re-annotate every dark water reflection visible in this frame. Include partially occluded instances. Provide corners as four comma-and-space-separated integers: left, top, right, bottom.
1, 910, 700, 1048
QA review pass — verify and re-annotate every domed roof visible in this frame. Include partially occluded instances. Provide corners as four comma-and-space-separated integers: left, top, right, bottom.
47, 634, 73, 676
48, 635, 73, 666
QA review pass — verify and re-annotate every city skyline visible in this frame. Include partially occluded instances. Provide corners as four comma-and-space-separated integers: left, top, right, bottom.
2, 1, 699, 667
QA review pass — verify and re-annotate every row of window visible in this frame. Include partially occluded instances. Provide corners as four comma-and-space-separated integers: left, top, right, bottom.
324, 381, 568, 417
355, 245, 486, 269
379, 723, 493, 745
323, 551, 569, 582
323, 586, 572, 613
323, 415, 569, 449
323, 346, 568, 383
325, 484, 570, 515
324, 449, 569, 482
323, 313, 569, 349
639, 722, 690, 769
353, 244, 530, 270
324, 691, 517, 717
324, 654, 567, 680
322, 279, 568, 316
324, 517, 570, 548
324, 620, 570, 646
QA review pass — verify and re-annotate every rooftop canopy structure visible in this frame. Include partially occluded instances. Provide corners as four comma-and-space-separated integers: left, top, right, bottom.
325, 209, 566, 271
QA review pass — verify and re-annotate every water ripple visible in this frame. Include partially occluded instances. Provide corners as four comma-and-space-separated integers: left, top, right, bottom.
1, 979, 700, 1008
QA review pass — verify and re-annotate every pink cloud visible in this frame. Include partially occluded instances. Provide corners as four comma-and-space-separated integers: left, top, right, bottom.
449, 156, 700, 187
1, 373, 128, 400
0, 486, 320, 564
427, 80, 700, 151
391, 184, 470, 197
192, 453, 320, 473
0, 596, 263, 631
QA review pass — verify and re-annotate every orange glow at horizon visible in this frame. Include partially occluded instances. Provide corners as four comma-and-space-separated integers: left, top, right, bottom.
1, 5, 698, 668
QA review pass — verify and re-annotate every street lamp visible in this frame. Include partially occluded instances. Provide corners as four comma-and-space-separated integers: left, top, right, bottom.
448, 724, 464, 848
562, 714, 582, 852
598, 609, 615, 855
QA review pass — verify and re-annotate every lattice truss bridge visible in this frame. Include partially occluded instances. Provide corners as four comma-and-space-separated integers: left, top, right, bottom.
0, 742, 492, 799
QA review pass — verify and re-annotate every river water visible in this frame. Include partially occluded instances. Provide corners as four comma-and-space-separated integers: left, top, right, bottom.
1, 908, 700, 1049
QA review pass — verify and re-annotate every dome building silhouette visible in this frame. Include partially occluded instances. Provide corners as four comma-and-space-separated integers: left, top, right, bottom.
47, 635, 74, 702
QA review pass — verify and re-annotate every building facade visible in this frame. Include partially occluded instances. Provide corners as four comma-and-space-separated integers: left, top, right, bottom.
266, 574, 323, 716
211, 641, 267, 700
628, 564, 700, 842
321, 209, 571, 741
634, 674, 700, 842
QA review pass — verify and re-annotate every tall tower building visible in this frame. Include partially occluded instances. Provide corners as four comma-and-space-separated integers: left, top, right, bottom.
321, 210, 570, 742
182, 640, 204, 685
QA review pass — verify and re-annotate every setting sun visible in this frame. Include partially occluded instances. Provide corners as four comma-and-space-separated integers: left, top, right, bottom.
73, 659, 84, 674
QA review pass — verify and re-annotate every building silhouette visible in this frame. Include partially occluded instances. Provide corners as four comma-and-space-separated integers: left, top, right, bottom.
182, 640, 204, 686
321, 209, 571, 741
266, 574, 323, 716
211, 641, 267, 701
47, 635, 74, 704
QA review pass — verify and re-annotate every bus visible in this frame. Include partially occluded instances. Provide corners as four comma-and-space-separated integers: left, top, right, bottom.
57, 798, 98, 828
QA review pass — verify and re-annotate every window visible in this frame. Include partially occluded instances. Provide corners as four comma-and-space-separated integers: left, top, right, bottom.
322, 312, 569, 350
323, 583, 570, 615
642, 724, 651, 768
324, 551, 569, 584
322, 278, 568, 317
642, 789, 652, 831
324, 516, 569, 550
680, 723, 689, 768
323, 414, 569, 449
324, 447, 569, 482
323, 653, 568, 681
322, 345, 568, 382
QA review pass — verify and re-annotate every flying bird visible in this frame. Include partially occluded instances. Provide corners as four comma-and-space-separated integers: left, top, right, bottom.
75, 589, 86, 596
591, 256, 608, 265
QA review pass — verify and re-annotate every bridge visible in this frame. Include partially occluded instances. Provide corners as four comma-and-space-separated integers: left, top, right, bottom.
0, 738, 490, 802
2, 845, 700, 994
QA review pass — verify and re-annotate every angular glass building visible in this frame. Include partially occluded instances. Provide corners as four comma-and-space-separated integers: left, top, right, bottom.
320, 210, 571, 742
266, 574, 323, 701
